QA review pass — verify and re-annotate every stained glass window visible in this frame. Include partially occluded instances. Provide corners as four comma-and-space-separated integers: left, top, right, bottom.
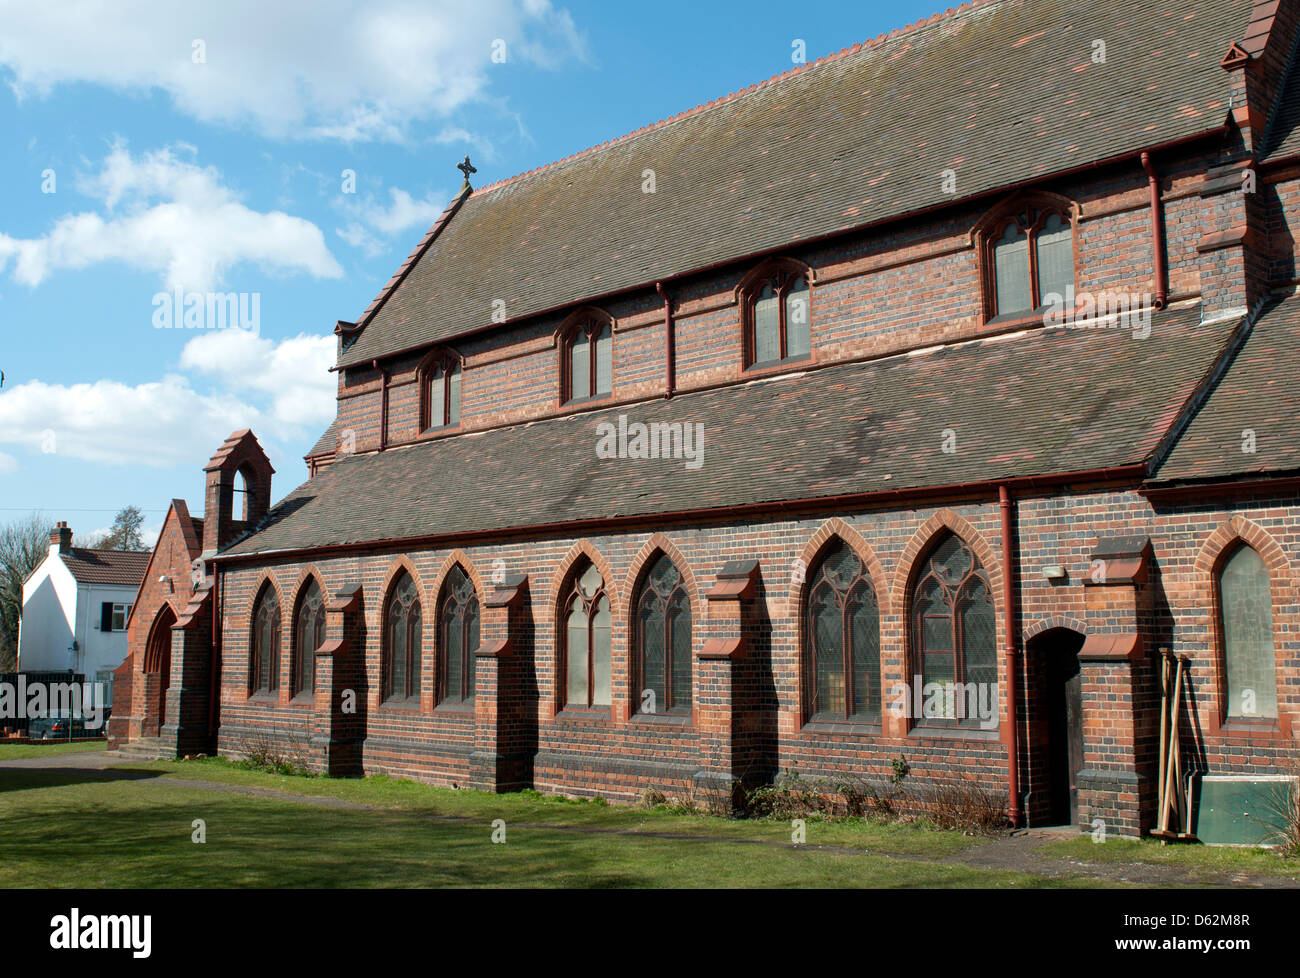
251, 583, 281, 694
565, 560, 611, 707
423, 355, 461, 430
636, 553, 692, 715
439, 565, 480, 704
384, 571, 422, 702
565, 319, 612, 403
806, 541, 880, 722
292, 578, 324, 696
910, 532, 997, 727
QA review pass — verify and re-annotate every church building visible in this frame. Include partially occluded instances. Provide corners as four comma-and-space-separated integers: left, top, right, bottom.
115, 0, 1300, 837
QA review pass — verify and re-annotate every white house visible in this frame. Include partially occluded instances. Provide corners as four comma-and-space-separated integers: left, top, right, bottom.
17, 522, 150, 706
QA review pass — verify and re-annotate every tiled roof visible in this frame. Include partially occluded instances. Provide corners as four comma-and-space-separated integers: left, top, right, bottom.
338, 0, 1250, 369
60, 548, 151, 587
306, 418, 338, 459
1153, 294, 1300, 484
1265, 46, 1300, 159
225, 305, 1242, 557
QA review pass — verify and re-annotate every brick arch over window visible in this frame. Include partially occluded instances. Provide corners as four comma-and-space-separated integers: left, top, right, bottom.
431, 550, 487, 707
549, 540, 620, 713
623, 534, 703, 719
289, 566, 327, 699
892, 510, 1003, 693
972, 190, 1080, 323
247, 573, 285, 697
734, 256, 816, 370
792, 518, 890, 726
1193, 517, 1294, 735
555, 306, 615, 405
143, 603, 178, 675
790, 518, 891, 618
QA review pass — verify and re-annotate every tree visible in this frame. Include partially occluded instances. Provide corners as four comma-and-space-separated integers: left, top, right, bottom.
100, 506, 147, 552
0, 513, 52, 672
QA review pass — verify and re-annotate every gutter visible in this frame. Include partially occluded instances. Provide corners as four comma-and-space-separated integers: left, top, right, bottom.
210, 462, 1147, 566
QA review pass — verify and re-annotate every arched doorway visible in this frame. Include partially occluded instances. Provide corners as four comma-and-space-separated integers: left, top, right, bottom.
143, 606, 177, 736
1025, 628, 1086, 827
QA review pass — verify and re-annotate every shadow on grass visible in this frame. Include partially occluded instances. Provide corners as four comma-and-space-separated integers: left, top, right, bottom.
0, 767, 166, 793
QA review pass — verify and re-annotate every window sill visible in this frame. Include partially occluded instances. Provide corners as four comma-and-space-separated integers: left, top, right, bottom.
246, 691, 279, 704
743, 354, 811, 377
288, 693, 315, 708
434, 699, 476, 715
906, 723, 1001, 742
563, 393, 613, 409
377, 698, 422, 712
554, 707, 613, 724
801, 719, 883, 736
1211, 716, 1293, 740
629, 712, 692, 727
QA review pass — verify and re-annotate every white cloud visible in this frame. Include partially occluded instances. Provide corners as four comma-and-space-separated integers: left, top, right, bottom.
0, 0, 589, 142
0, 332, 335, 469
0, 375, 255, 468
335, 185, 450, 255
0, 144, 343, 291
179, 329, 335, 429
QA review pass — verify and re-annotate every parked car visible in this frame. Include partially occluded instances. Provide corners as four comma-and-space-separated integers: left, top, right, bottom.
27, 712, 106, 740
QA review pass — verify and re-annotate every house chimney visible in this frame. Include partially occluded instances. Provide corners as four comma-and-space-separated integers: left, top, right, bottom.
50, 521, 72, 554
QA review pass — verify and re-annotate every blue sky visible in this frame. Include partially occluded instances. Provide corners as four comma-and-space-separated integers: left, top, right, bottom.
0, 0, 940, 544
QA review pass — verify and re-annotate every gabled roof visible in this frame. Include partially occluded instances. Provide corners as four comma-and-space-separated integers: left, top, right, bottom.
224, 304, 1242, 558
59, 548, 151, 587
1152, 294, 1300, 484
338, 0, 1250, 369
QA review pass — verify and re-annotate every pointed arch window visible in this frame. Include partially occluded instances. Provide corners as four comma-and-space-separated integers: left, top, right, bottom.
250, 582, 281, 695
563, 561, 611, 708
909, 532, 997, 727
805, 540, 880, 723
1217, 544, 1278, 720
635, 553, 692, 715
979, 200, 1075, 320
292, 578, 325, 697
439, 565, 480, 705
420, 351, 461, 431
384, 571, 422, 703
561, 315, 613, 404
741, 263, 811, 369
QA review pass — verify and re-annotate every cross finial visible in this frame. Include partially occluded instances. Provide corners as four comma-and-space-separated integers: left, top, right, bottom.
457, 155, 477, 184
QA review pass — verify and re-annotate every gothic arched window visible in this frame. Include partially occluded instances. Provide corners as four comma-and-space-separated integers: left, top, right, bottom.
1217, 544, 1278, 720
563, 560, 611, 708
635, 553, 692, 715
805, 540, 880, 722
562, 316, 613, 404
384, 571, 422, 703
985, 204, 1074, 318
909, 532, 997, 727
250, 582, 281, 695
741, 263, 811, 369
420, 351, 461, 431
292, 578, 325, 697
439, 565, 480, 705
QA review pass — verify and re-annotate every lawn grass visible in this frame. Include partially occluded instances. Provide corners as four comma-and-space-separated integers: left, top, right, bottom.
125, 757, 978, 856
1042, 836, 1300, 883
0, 740, 107, 760
0, 762, 1115, 888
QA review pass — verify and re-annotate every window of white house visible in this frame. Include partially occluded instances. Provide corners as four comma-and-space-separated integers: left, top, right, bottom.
100, 602, 132, 632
